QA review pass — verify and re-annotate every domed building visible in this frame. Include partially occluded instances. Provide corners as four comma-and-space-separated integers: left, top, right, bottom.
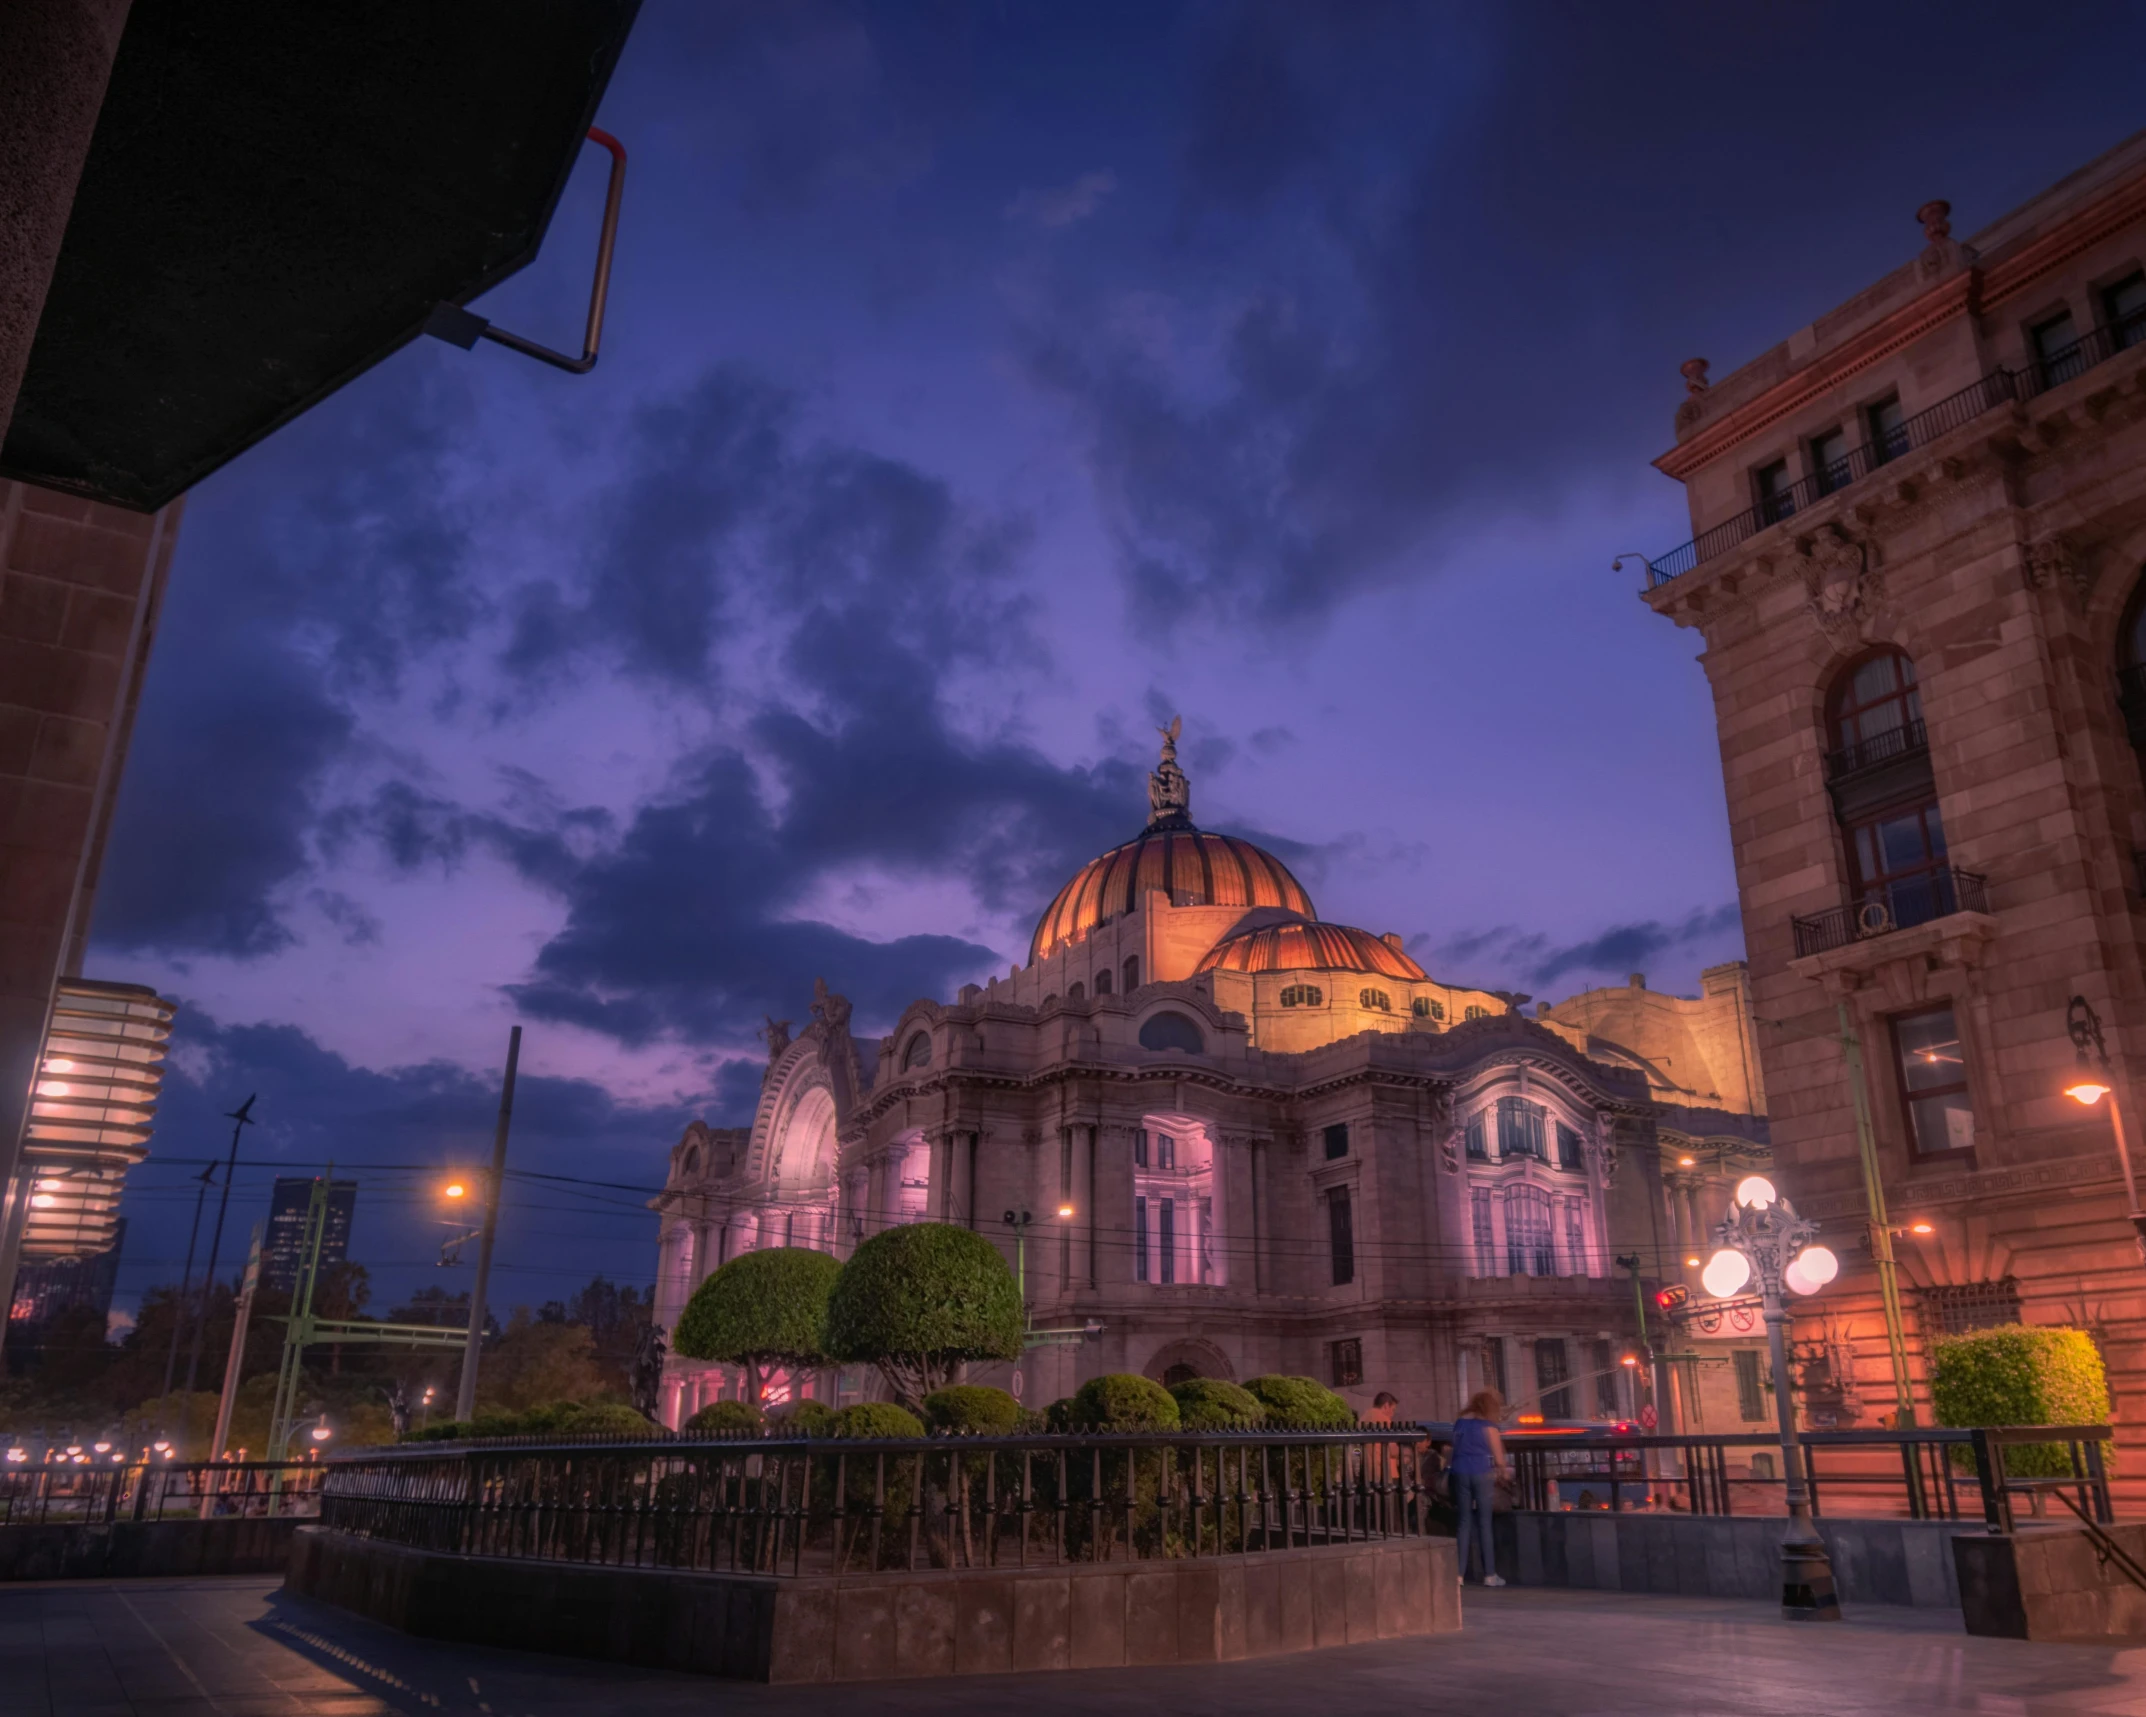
652, 728, 1770, 1432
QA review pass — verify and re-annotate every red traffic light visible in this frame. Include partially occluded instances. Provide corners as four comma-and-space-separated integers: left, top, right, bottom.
1655, 1284, 1690, 1311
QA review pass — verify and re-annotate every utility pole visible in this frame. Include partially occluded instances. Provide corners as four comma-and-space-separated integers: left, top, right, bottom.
455, 1026, 521, 1422
160, 1162, 216, 1407
209, 1225, 262, 1463
182, 1095, 255, 1402
1836, 1004, 1916, 1427
267, 1170, 334, 1462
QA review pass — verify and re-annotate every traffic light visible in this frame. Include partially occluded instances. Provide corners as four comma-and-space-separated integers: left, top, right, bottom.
1654, 1283, 1690, 1312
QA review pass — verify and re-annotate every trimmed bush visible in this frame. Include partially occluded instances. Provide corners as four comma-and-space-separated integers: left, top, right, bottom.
773, 1399, 839, 1438
559, 1401, 657, 1438
1170, 1377, 1266, 1430
673, 1247, 842, 1402
922, 1384, 1023, 1435
684, 1399, 765, 1435
826, 1223, 1024, 1408
832, 1401, 927, 1440
1071, 1372, 1181, 1431
1931, 1326, 2112, 1477
1041, 1396, 1077, 1432
1245, 1374, 1354, 1428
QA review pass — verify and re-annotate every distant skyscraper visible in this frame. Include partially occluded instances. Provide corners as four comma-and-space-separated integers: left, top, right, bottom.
263, 1178, 356, 1294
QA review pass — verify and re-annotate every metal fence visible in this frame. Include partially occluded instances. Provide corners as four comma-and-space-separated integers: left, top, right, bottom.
1790, 866, 1988, 958
1494, 1424, 2114, 1529
321, 1431, 1437, 1577
0, 1460, 326, 1527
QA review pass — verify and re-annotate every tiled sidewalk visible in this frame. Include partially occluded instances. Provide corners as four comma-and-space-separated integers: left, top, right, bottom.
2, 1576, 2144, 1716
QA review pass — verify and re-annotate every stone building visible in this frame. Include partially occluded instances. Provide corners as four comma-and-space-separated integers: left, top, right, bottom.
652, 733, 1766, 1429
1637, 128, 2146, 1457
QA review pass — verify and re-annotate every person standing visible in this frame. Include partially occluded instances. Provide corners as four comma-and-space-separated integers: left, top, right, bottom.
1450, 1388, 1510, 1586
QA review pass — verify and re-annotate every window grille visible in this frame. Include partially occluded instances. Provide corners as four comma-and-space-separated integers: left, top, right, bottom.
1920, 1277, 2022, 1338
1497, 1097, 1546, 1161
1503, 1185, 1556, 1277
1330, 1338, 1363, 1388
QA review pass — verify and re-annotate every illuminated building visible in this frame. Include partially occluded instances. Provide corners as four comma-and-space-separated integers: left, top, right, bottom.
264, 1178, 356, 1294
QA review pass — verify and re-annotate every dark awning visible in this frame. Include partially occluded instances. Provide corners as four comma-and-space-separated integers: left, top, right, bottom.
0, 1, 640, 512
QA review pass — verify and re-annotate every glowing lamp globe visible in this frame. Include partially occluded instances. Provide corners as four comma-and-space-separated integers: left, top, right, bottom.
2066, 1078, 2112, 1106
1734, 1175, 1778, 1210
1784, 1245, 1840, 1296
1702, 1248, 1751, 1298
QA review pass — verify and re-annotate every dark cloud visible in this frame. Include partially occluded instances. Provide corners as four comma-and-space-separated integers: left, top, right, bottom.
1424, 903, 1744, 996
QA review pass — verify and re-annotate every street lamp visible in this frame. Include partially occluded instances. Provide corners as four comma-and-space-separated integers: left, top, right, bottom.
1704, 1174, 1843, 1621
2063, 996, 2146, 1259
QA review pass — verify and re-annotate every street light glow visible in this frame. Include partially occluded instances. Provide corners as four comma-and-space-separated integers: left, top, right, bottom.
1909, 1221, 1934, 1236
2065, 1078, 2111, 1106
1784, 1244, 1839, 1296
444, 1180, 468, 1199
1734, 1175, 1778, 1210
1702, 1248, 1752, 1298
1056, 1203, 1075, 1218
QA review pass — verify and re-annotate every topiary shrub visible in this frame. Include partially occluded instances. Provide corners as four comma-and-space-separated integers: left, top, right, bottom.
773, 1398, 839, 1438
922, 1384, 1024, 1436
826, 1223, 1024, 1409
1072, 1373, 1181, 1431
1245, 1374, 1354, 1428
684, 1399, 765, 1436
1170, 1377, 1266, 1430
1931, 1326, 2112, 1477
1042, 1396, 1076, 1432
832, 1401, 927, 1440
559, 1401, 658, 1438
673, 1246, 843, 1404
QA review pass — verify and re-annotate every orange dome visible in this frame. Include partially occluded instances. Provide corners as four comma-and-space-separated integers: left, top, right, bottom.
1030, 828, 1315, 963
1195, 918, 1426, 980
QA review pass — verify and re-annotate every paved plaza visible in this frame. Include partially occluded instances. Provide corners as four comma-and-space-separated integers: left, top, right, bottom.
2, 1576, 2144, 1717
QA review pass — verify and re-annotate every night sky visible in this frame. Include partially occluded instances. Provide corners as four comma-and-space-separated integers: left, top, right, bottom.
83, 3, 2146, 1322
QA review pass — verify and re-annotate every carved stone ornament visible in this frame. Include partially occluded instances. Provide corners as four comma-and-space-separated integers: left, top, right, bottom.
2023, 536, 2092, 605
1802, 526, 1882, 647
1592, 1115, 1620, 1187
1680, 357, 1711, 396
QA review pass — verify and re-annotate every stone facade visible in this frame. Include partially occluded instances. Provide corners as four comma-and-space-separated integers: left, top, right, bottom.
654, 743, 1767, 1429
1641, 129, 2146, 1470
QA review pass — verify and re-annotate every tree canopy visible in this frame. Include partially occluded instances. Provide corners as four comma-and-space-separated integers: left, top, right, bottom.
825, 1223, 1023, 1408
673, 1246, 843, 1401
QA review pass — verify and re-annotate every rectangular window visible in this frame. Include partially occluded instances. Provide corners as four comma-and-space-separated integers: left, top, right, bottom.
1465, 1113, 1488, 1159
1483, 1336, 1507, 1401
1159, 1197, 1176, 1285
1134, 1129, 1148, 1168
1504, 1185, 1556, 1277
1867, 395, 1908, 464
1893, 1006, 1974, 1155
1328, 1187, 1355, 1286
1331, 1337, 1363, 1388
1563, 1199, 1587, 1277
1810, 425, 1851, 495
1324, 1122, 1349, 1160
1534, 1338, 1572, 1419
1590, 1338, 1619, 1417
1733, 1349, 1768, 1422
1497, 1097, 1545, 1161
1555, 1122, 1584, 1171
2107, 271, 2146, 351
1135, 1194, 1149, 1283
1471, 1187, 1497, 1277
2034, 308, 2082, 386
1755, 458, 1796, 524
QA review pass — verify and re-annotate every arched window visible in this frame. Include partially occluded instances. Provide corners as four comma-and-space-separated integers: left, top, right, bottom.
1360, 988, 1392, 1011
901, 1032, 932, 1070
1095, 969, 1114, 996
1123, 955, 1141, 992
1138, 1011, 1204, 1053
1464, 1004, 1488, 1021
1069, 981, 1086, 1001
1279, 984, 1323, 1008
1824, 648, 1952, 931
683, 1145, 700, 1176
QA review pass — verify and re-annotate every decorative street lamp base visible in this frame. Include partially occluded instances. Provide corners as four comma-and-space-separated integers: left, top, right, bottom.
1781, 1534, 1842, 1621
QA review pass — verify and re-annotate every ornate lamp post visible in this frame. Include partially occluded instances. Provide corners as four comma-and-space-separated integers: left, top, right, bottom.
1703, 1174, 1843, 1621
2062, 997, 2146, 1261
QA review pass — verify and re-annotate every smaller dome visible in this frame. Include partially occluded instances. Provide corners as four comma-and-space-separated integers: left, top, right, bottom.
1196, 918, 1427, 980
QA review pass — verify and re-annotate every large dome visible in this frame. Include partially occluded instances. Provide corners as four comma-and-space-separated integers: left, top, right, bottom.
1195, 917, 1426, 980
1028, 721, 1315, 963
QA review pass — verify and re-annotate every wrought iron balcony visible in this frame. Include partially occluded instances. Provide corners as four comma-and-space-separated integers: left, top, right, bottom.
1824, 717, 1927, 782
1643, 304, 2146, 590
1790, 867, 1989, 959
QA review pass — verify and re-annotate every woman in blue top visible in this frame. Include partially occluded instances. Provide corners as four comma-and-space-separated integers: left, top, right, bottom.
1449, 1389, 1510, 1586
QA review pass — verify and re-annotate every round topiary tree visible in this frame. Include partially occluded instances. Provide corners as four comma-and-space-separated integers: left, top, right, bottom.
559, 1401, 658, 1438
1169, 1377, 1266, 1430
1245, 1374, 1354, 1428
832, 1401, 927, 1439
1071, 1372, 1181, 1430
673, 1246, 843, 1405
773, 1398, 839, 1438
922, 1384, 1024, 1435
826, 1223, 1024, 1409
684, 1399, 765, 1435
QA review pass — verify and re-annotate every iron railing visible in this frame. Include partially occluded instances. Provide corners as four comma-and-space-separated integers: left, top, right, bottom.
0, 1459, 326, 1527
1493, 1424, 2114, 1528
1790, 866, 1988, 958
320, 1430, 1436, 1577
1824, 716, 1927, 782
1644, 305, 2146, 589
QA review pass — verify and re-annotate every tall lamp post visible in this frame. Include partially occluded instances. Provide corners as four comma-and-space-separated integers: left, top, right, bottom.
2061, 996, 2146, 1261
1702, 1174, 1843, 1621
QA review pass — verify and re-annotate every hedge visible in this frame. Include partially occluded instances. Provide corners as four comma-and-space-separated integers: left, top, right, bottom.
1169, 1377, 1266, 1430
825, 1223, 1024, 1407
1244, 1375, 1354, 1428
1930, 1326, 2112, 1478
558, 1401, 656, 1438
684, 1399, 765, 1435
832, 1401, 927, 1440
774, 1399, 839, 1437
1071, 1373, 1180, 1431
922, 1384, 1025, 1435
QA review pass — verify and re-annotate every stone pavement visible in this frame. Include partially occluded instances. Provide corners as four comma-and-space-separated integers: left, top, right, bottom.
3, 1575, 2144, 1717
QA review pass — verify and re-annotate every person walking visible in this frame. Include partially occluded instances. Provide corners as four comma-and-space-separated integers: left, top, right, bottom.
1450, 1388, 1510, 1586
